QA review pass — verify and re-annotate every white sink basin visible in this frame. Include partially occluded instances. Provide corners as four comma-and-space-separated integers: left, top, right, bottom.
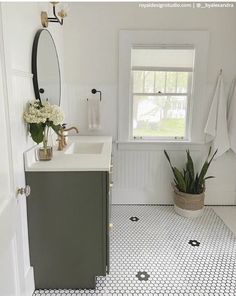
24, 136, 112, 171
65, 142, 104, 154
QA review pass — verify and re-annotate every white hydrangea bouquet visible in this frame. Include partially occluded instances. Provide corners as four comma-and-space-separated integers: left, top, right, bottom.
24, 99, 64, 155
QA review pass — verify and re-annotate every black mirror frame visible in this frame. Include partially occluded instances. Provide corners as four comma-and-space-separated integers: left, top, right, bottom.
32, 29, 61, 105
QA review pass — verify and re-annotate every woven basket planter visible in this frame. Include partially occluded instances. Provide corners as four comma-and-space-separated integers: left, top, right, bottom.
173, 186, 205, 218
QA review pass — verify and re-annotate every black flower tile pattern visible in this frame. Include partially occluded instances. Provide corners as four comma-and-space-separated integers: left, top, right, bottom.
34, 206, 236, 295
136, 271, 150, 281
189, 239, 200, 247
129, 216, 139, 222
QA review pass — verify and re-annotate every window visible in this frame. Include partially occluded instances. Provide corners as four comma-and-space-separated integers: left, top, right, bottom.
118, 30, 209, 144
131, 48, 195, 140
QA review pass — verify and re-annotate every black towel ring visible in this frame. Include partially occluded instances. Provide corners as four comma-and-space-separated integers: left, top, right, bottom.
91, 88, 102, 101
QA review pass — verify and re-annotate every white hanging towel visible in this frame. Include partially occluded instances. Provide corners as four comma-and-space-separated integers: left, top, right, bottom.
227, 78, 236, 153
204, 73, 230, 158
87, 98, 101, 130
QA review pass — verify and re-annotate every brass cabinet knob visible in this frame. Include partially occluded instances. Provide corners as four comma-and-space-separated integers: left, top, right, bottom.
109, 223, 113, 228
17, 185, 31, 197
109, 182, 113, 188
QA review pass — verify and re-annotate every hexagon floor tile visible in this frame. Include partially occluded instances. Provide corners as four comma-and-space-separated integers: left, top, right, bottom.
33, 205, 236, 295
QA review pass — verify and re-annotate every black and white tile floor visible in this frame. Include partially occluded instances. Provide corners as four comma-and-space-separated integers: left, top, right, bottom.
34, 205, 236, 296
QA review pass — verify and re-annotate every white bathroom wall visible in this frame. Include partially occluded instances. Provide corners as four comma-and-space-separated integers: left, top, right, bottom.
1, 2, 64, 294
63, 3, 236, 205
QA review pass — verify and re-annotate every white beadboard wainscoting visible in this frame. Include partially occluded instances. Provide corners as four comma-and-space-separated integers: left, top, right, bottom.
112, 143, 236, 205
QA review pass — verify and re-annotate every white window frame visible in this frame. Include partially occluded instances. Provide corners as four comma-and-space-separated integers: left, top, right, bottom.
118, 30, 209, 144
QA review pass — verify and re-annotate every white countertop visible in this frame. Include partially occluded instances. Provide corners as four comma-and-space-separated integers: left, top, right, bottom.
24, 136, 112, 172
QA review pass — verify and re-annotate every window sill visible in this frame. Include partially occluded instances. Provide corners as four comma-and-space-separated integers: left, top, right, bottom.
116, 140, 205, 151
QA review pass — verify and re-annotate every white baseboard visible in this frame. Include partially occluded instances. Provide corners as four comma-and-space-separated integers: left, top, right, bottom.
112, 189, 236, 205
112, 189, 173, 204
205, 190, 236, 205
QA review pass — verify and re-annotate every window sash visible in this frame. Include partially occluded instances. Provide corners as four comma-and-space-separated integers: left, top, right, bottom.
132, 95, 188, 139
131, 72, 193, 140
132, 69, 191, 95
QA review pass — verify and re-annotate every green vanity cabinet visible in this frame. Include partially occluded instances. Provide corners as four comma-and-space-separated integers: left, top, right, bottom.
25, 171, 110, 289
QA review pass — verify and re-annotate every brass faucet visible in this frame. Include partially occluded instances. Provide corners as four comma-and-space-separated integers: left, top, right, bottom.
57, 126, 79, 151
64, 126, 79, 133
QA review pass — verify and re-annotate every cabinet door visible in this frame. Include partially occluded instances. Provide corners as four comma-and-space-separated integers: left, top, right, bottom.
26, 171, 106, 289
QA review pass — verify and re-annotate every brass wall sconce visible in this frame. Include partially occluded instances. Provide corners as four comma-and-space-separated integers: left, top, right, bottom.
41, 2, 67, 28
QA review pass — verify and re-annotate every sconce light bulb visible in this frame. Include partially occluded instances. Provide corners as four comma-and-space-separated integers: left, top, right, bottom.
60, 3, 69, 14
58, 9, 67, 19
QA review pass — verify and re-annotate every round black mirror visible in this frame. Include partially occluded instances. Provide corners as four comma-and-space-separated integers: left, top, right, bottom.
32, 29, 61, 106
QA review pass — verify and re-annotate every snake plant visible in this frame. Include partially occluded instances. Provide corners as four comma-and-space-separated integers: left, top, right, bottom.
164, 147, 217, 194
